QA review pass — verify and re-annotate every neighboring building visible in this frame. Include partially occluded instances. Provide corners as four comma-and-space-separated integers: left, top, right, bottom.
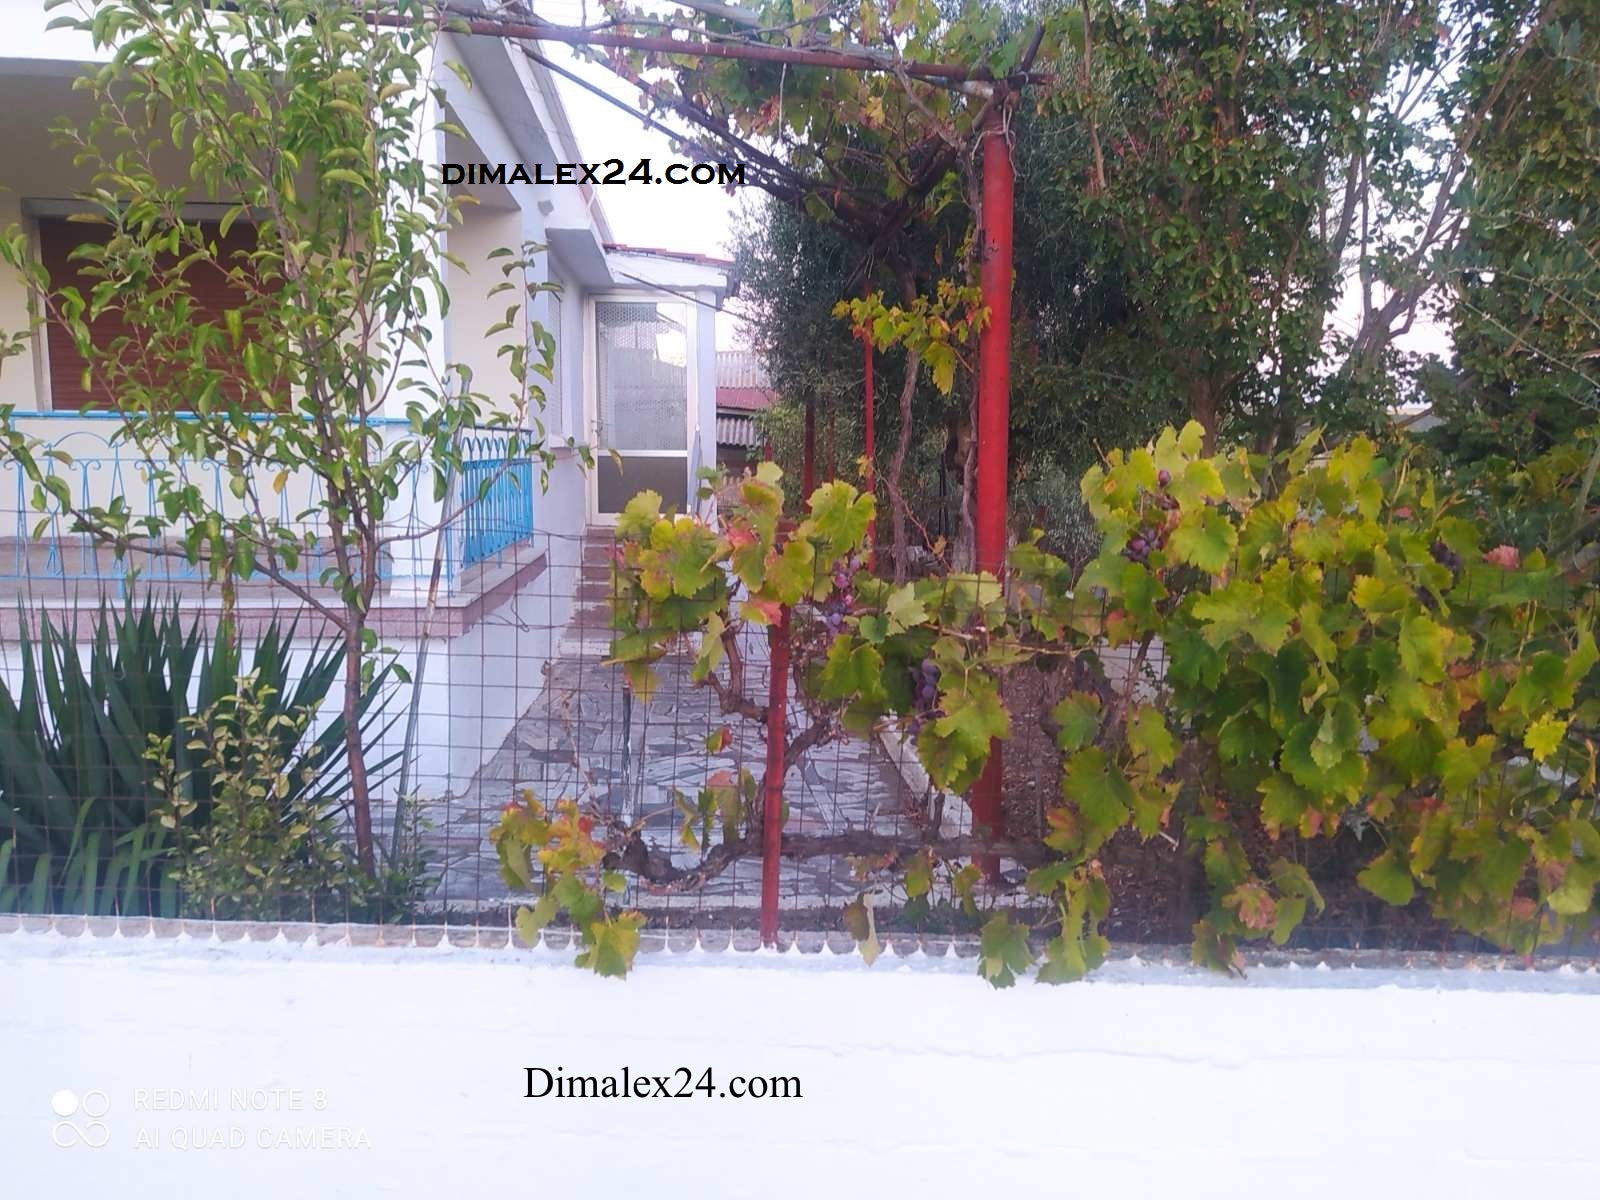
715, 350, 775, 473
0, 2, 732, 801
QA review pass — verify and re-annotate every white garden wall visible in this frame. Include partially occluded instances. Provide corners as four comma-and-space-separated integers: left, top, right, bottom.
3, 923, 1597, 1197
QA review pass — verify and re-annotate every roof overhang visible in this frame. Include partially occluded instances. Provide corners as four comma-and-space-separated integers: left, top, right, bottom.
602, 246, 733, 304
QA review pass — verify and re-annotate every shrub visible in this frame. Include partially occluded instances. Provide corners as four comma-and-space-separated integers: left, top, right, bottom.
502, 425, 1600, 983
151, 680, 370, 921
0, 600, 400, 916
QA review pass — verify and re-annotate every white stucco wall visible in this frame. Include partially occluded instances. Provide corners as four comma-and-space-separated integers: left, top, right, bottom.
3, 928, 1598, 1197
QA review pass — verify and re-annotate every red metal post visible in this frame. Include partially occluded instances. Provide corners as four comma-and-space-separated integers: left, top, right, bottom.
759, 606, 791, 946
970, 99, 1014, 844
826, 402, 836, 483
862, 333, 875, 566
802, 394, 816, 506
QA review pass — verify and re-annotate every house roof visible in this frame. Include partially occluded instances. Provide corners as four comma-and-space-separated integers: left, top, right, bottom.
604, 243, 735, 269
716, 350, 774, 412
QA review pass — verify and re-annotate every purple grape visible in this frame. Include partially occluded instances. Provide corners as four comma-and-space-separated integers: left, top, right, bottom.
1157, 468, 1171, 488
833, 571, 850, 591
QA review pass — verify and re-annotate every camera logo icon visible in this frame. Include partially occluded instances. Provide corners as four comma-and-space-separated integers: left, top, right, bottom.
51, 1089, 110, 1149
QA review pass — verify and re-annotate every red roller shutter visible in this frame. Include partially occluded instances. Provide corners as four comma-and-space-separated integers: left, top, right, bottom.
37, 217, 270, 411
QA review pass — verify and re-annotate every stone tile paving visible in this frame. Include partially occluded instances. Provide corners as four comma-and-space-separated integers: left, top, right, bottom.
419, 630, 920, 912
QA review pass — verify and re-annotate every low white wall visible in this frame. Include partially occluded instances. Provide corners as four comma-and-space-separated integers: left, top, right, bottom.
3, 928, 1597, 1197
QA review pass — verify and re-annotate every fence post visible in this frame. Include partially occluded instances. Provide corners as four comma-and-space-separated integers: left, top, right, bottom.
862, 333, 875, 568
970, 95, 1015, 866
760, 605, 790, 946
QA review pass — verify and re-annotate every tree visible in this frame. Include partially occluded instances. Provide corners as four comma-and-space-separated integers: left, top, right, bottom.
512, 0, 1042, 571
735, 94, 1186, 568
1041, 0, 1564, 451
1431, 1, 1600, 470
0, 0, 556, 873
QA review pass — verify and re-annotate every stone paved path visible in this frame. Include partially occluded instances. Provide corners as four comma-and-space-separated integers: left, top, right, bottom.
418, 629, 920, 912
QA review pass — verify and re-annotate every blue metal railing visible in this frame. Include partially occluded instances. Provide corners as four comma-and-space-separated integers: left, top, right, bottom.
0, 413, 538, 588
449, 429, 537, 573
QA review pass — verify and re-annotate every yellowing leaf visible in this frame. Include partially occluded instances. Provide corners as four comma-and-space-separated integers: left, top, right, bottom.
1525, 713, 1569, 762
1168, 508, 1237, 574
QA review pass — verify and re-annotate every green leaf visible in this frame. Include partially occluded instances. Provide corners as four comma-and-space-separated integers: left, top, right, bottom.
923, 672, 1008, 792
321, 166, 371, 190
1351, 575, 1410, 615
1126, 705, 1175, 771
1061, 746, 1133, 850
843, 896, 881, 965
803, 481, 873, 552
1358, 851, 1415, 906
1049, 691, 1101, 752
1398, 615, 1447, 684
691, 613, 726, 684
1434, 735, 1495, 795
882, 583, 926, 634
817, 635, 877, 699
1258, 775, 1308, 835
977, 913, 1034, 988
581, 914, 643, 978
1168, 508, 1237, 574
513, 895, 557, 945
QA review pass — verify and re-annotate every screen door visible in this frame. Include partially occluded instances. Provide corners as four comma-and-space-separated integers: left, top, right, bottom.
593, 300, 689, 516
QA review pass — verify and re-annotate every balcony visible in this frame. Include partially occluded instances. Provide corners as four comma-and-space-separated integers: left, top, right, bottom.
0, 412, 544, 637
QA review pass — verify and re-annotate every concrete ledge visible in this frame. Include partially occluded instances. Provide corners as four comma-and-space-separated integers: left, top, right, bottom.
0, 546, 548, 641
5, 911, 1599, 985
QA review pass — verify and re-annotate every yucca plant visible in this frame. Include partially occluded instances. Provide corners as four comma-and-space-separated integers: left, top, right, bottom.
0, 598, 398, 915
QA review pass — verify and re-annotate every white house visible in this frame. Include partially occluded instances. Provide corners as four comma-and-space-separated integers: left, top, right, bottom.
0, 2, 733, 807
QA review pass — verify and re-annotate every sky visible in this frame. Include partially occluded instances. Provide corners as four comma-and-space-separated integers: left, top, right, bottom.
536, 29, 750, 349
533, 15, 1453, 370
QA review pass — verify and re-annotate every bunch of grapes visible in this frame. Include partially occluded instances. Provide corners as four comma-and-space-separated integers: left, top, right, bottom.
906, 658, 942, 735
1151, 468, 1179, 512
820, 557, 859, 634
1122, 469, 1176, 565
1123, 529, 1159, 565
1430, 539, 1462, 574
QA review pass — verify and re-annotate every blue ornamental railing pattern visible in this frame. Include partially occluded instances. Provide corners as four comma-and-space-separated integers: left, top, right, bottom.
447, 429, 536, 574
0, 412, 537, 590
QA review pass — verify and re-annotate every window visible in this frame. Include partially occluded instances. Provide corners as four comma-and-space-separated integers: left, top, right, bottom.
36, 216, 270, 411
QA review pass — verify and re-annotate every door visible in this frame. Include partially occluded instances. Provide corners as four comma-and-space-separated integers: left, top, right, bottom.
589, 298, 692, 520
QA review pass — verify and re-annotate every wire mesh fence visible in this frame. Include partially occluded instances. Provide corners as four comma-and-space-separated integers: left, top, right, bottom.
0, 504, 1597, 963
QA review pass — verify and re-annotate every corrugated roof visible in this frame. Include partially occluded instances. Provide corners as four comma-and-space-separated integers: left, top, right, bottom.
716, 413, 762, 448
717, 386, 772, 411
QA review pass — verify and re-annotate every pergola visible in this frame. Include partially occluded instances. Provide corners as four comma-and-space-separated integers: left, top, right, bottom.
434, 2, 1045, 939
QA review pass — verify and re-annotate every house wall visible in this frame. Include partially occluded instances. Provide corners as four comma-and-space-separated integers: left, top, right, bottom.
0, 10, 709, 838
5, 930, 1599, 1196
0, 597, 550, 815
